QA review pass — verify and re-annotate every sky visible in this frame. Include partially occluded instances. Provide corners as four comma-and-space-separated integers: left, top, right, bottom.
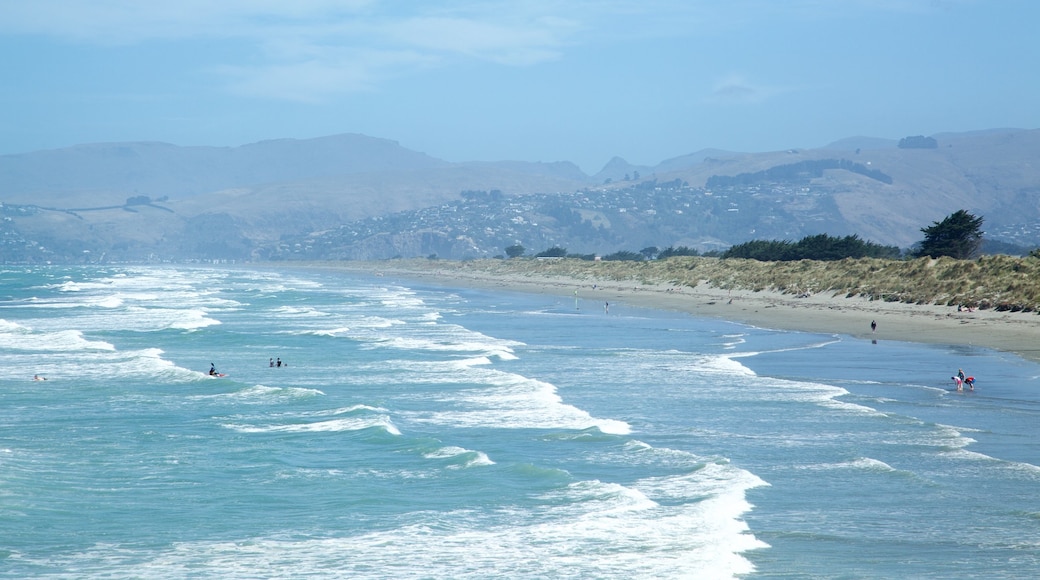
1, 0, 1037, 173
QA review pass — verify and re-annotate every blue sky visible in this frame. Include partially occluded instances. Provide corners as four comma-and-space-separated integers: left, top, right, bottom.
1, 0, 1037, 173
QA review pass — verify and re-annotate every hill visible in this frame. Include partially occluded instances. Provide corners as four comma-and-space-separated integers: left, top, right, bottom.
1, 128, 1039, 262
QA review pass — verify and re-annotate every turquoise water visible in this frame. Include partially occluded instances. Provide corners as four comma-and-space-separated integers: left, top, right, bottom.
1, 265, 1039, 578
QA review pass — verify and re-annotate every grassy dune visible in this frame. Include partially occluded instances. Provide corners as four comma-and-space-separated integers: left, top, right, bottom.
393, 255, 1040, 313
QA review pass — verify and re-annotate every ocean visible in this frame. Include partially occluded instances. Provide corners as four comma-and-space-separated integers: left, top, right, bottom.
1, 264, 1039, 578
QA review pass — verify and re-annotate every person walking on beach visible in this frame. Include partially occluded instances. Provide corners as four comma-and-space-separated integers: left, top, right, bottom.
604, 301, 609, 314
871, 320, 877, 333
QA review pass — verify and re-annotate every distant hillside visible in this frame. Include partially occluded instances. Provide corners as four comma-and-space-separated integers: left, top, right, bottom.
639, 129, 1040, 249
1, 128, 1038, 263
0, 134, 449, 204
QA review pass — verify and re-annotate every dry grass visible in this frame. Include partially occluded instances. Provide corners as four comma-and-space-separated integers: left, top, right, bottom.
393, 255, 1040, 313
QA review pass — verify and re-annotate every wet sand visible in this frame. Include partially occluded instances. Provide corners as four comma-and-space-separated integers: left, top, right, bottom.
300, 261, 1040, 364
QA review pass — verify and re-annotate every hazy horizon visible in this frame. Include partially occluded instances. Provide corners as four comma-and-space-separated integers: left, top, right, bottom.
2, 1, 1038, 173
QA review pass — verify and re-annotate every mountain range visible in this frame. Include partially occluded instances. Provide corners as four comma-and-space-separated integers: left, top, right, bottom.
1, 129, 1038, 262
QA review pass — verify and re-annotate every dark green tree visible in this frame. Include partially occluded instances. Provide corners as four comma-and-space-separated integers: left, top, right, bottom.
915, 210, 984, 259
535, 246, 567, 258
505, 244, 525, 258
639, 246, 659, 260
657, 246, 699, 259
721, 234, 900, 261
602, 250, 644, 261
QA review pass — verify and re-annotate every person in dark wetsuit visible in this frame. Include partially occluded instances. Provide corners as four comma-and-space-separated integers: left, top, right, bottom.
209, 363, 218, 376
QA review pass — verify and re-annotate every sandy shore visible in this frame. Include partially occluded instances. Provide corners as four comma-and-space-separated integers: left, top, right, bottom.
296, 261, 1040, 364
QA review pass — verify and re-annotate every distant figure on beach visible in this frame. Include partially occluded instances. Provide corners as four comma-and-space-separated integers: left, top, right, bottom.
276, 358, 282, 368
952, 376, 963, 391
604, 301, 609, 314
871, 320, 877, 333
957, 369, 975, 391
269, 358, 274, 367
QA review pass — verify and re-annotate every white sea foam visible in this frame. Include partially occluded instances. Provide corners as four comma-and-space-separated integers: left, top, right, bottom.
794, 457, 898, 473
373, 335, 520, 360
212, 385, 326, 402
344, 315, 400, 329
52, 463, 765, 579
702, 354, 758, 376
1003, 460, 1040, 478
377, 291, 426, 310
271, 305, 332, 317
90, 296, 124, 308
424, 446, 496, 467
0, 318, 29, 332
0, 326, 115, 352
224, 415, 401, 435
407, 368, 632, 435
298, 404, 388, 416
719, 332, 747, 349
0, 344, 203, 383
296, 326, 352, 337
611, 439, 711, 470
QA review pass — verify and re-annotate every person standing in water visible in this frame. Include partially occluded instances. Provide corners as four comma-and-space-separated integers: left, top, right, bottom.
871, 320, 877, 333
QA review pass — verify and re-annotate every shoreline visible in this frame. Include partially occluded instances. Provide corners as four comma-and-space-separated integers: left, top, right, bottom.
292, 261, 1040, 364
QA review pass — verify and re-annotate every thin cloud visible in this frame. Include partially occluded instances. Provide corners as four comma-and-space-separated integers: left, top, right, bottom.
706, 75, 779, 104
0, 1, 975, 102
217, 48, 436, 103
386, 16, 573, 66
0, 1, 581, 101
0, 1, 375, 44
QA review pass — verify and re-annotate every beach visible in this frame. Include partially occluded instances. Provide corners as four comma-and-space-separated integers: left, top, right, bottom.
305, 259, 1040, 364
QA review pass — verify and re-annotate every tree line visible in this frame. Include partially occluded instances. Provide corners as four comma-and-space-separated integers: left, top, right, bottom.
505, 209, 991, 262
722, 234, 900, 261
